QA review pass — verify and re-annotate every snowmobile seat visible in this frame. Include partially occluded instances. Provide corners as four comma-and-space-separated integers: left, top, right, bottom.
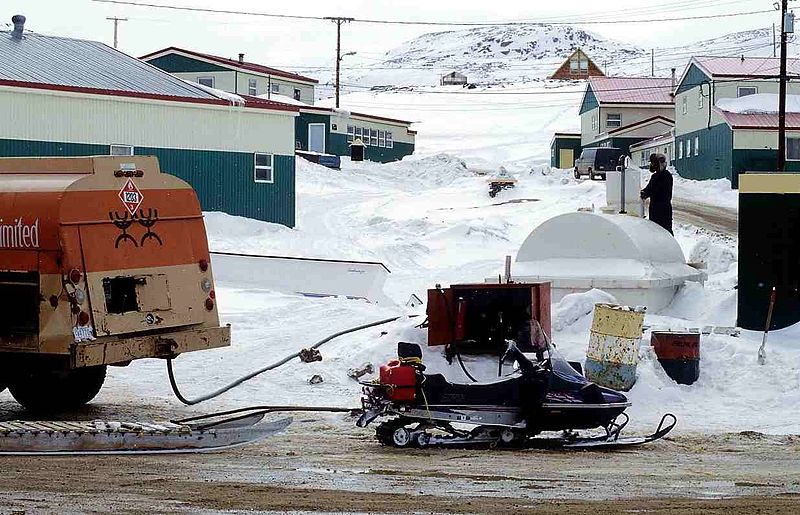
397, 342, 423, 360
420, 373, 525, 407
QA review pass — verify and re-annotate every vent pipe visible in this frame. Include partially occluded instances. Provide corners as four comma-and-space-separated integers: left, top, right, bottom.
238, 53, 244, 64
10, 14, 25, 39
671, 67, 676, 95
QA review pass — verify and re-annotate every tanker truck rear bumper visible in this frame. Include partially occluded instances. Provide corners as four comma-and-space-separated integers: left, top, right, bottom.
70, 325, 231, 368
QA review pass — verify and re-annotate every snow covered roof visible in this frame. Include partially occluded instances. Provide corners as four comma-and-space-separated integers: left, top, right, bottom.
691, 55, 800, 78
0, 30, 216, 99
587, 76, 674, 105
715, 94, 800, 130
140, 47, 319, 84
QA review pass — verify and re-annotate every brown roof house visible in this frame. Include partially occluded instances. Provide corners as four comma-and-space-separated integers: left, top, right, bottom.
550, 48, 605, 80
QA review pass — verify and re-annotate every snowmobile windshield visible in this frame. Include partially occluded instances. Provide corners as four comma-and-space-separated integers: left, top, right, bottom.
548, 347, 589, 384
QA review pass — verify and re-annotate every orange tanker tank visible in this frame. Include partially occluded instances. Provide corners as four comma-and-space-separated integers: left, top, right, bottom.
0, 156, 230, 411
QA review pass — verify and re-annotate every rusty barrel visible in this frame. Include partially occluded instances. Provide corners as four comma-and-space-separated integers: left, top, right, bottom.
584, 304, 645, 392
651, 331, 700, 385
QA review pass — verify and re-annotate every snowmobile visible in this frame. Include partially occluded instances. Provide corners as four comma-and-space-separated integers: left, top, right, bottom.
357, 340, 676, 449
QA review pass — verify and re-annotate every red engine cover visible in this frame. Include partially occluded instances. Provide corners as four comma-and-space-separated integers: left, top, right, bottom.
379, 360, 417, 403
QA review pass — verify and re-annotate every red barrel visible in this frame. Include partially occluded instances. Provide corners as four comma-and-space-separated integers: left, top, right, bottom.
651, 332, 700, 385
379, 360, 417, 402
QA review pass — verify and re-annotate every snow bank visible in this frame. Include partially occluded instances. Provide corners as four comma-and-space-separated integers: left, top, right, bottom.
716, 93, 800, 114
552, 289, 618, 331
689, 236, 737, 274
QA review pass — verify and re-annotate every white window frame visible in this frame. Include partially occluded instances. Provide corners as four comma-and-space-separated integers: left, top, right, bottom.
254, 153, 274, 184
354, 126, 362, 141
787, 137, 800, 160
738, 86, 758, 98
198, 76, 214, 88
569, 58, 579, 72
697, 90, 704, 109
678, 140, 683, 159
271, 83, 280, 94
386, 131, 393, 149
686, 138, 692, 157
248, 78, 257, 96
370, 129, 378, 146
682, 96, 687, 115
110, 144, 134, 156
378, 130, 386, 147
347, 125, 355, 143
579, 56, 588, 72
694, 136, 699, 156
362, 127, 369, 146
606, 113, 621, 128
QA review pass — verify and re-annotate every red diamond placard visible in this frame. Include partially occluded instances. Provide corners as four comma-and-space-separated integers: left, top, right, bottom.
118, 178, 143, 216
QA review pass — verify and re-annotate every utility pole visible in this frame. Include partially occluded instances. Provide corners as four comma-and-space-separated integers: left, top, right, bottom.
778, 0, 792, 172
106, 17, 127, 49
324, 17, 354, 108
651, 49, 654, 77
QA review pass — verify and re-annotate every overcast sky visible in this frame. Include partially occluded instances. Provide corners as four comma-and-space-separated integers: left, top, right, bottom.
3, 0, 784, 82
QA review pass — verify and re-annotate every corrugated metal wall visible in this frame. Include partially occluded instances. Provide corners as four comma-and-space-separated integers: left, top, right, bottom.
675, 124, 733, 184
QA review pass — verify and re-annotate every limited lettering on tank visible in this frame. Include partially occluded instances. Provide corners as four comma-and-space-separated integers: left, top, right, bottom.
0, 217, 40, 248
118, 178, 144, 216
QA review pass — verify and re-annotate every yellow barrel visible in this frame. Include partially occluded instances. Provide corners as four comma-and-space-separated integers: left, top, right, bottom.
584, 303, 645, 391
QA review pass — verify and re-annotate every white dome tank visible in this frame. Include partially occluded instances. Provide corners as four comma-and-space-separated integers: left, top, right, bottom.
507, 212, 704, 312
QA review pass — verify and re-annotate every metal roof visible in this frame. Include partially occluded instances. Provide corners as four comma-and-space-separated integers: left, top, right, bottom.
587, 76, 674, 105
717, 110, 800, 130
0, 30, 218, 99
140, 47, 319, 84
692, 56, 800, 78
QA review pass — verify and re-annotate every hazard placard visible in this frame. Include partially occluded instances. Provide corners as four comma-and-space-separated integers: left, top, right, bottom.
118, 178, 143, 216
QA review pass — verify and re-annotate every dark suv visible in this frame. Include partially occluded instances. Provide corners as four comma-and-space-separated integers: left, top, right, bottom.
574, 147, 625, 180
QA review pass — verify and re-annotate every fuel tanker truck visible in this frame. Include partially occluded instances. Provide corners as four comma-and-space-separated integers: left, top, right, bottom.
0, 156, 230, 411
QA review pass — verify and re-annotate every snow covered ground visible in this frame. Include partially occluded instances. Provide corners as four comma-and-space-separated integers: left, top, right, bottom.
3, 78, 795, 438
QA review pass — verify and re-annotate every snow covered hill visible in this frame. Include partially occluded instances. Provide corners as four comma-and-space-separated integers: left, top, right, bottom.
320, 24, 798, 90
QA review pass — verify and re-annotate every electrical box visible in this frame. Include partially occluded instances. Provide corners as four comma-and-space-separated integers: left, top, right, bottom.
426, 282, 551, 353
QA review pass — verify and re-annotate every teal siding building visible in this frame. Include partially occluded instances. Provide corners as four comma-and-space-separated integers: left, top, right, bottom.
550, 133, 581, 168
0, 29, 299, 227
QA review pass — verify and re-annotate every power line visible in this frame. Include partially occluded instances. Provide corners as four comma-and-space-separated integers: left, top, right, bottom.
91, 1, 774, 26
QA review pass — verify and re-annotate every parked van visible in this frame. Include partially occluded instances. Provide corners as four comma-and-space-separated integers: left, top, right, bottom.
574, 147, 625, 180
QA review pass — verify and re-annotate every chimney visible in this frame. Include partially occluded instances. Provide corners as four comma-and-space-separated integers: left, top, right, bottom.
238, 53, 244, 64
10, 14, 25, 40
671, 67, 676, 96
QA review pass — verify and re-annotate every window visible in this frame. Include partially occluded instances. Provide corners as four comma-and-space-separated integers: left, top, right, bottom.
678, 140, 683, 159
354, 126, 362, 142
271, 83, 280, 93
787, 137, 800, 160
294, 88, 302, 101
110, 144, 133, 156
362, 127, 369, 145
686, 138, 692, 157
738, 86, 758, 97
579, 57, 588, 72
591, 116, 596, 130
606, 113, 621, 128
378, 130, 386, 147
248, 79, 257, 96
254, 153, 273, 183
370, 129, 378, 146
198, 77, 214, 88
347, 125, 355, 143
682, 96, 687, 115
694, 136, 699, 156
697, 91, 704, 109
386, 132, 393, 148
570, 58, 578, 72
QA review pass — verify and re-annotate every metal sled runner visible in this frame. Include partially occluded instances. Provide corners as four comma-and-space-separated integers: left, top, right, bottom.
0, 412, 291, 456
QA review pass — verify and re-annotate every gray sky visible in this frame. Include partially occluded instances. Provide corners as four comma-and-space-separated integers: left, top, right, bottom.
3, 0, 783, 83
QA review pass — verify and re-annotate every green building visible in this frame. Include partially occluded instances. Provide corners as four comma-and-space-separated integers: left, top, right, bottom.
144, 48, 416, 164
0, 26, 299, 227
674, 56, 800, 188
550, 133, 581, 168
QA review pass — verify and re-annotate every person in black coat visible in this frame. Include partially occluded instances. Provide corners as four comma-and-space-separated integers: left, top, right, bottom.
640, 153, 673, 234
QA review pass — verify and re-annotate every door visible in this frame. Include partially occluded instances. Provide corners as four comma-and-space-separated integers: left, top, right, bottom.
308, 123, 326, 154
559, 148, 574, 169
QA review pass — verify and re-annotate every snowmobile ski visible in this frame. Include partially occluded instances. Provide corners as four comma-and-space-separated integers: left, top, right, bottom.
0, 413, 291, 456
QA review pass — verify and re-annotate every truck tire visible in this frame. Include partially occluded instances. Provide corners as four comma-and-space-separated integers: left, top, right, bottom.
8, 365, 106, 412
